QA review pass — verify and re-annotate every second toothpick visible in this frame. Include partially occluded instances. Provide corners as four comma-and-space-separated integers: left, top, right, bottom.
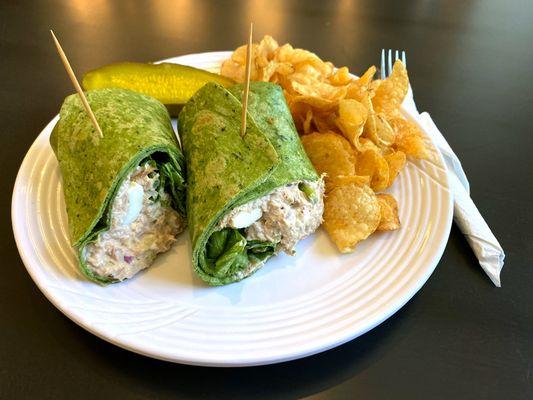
240, 23, 253, 138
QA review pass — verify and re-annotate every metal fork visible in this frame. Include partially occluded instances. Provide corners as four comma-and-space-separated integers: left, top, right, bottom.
380, 49, 406, 80
381, 49, 416, 111
379, 52, 504, 287
381, 48, 472, 218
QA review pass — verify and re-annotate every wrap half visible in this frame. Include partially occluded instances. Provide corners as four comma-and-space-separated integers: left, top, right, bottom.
51, 88, 187, 283
178, 82, 324, 285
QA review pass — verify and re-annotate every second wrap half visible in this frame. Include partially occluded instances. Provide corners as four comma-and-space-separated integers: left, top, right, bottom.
178, 82, 322, 285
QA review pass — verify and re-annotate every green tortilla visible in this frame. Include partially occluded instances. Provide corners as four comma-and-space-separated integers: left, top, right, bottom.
51, 88, 186, 283
178, 82, 319, 285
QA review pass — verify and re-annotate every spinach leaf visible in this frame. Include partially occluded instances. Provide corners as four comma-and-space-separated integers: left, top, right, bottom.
160, 159, 186, 214
213, 229, 247, 277
246, 240, 273, 252
204, 228, 276, 278
206, 229, 229, 259
247, 240, 276, 264
140, 156, 185, 213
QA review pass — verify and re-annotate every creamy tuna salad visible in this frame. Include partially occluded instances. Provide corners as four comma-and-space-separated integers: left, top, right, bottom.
217, 179, 325, 256
82, 163, 186, 281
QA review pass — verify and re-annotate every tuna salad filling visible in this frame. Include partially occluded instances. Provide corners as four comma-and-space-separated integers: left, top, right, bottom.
82, 162, 186, 281
202, 179, 324, 278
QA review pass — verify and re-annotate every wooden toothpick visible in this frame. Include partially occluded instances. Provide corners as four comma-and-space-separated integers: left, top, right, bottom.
50, 30, 103, 138
240, 22, 253, 138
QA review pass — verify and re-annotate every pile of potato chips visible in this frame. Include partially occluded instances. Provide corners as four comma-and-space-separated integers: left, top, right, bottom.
221, 35, 429, 253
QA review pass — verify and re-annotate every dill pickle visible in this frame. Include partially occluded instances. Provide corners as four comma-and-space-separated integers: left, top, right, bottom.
81, 62, 235, 116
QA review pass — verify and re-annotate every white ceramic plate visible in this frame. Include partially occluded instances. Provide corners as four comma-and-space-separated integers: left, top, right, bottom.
12, 52, 452, 367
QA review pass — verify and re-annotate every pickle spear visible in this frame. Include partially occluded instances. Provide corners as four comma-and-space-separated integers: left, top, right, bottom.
82, 62, 235, 116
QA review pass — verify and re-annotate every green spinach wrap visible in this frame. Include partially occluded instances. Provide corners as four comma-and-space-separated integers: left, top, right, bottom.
178, 82, 324, 286
51, 88, 187, 284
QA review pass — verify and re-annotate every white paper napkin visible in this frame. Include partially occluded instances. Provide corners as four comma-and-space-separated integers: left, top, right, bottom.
403, 88, 505, 286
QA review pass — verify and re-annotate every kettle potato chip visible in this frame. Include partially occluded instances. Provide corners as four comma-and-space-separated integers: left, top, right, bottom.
301, 132, 356, 186
384, 150, 406, 187
372, 60, 408, 117
390, 117, 429, 159
355, 149, 390, 192
328, 174, 371, 190
336, 99, 368, 150
323, 183, 381, 252
330, 66, 352, 86
346, 66, 376, 101
374, 113, 396, 147
361, 94, 375, 131
376, 194, 401, 231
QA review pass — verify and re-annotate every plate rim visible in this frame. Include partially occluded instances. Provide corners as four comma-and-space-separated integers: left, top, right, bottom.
12, 51, 453, 367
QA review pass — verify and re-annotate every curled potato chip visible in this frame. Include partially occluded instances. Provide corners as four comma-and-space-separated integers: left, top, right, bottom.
293, 64, 324, 81
389, 117, 429, 159
328, 174, 370, 191
330, 66, 352, 86
220, 57, 245, 82
290, 80, 335, 99
372, 60, 408, 117
346, 66, 376, 101
276, 44, 327, 72
376, 194, 400, 231
289, 101, 308, 132
361, 95, 378, 145
355, 149, 389, 192
289, 94, 337, 111
301, 132, 356, 185
256, 35, 279, 60
358, 137, 381, 153
384, 151, 407, 187
223, 43, 273, 82
374, 113, 396, 147
323, 183, 381, 252
369, 79, 382, 95
275, 62, 294, 76
259, 62, 279, 82
336, 99, 368, 150
359, 66, 376, 86
311, 111, 338, 133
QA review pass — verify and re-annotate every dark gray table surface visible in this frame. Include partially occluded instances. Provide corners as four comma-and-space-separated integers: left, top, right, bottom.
2, 1, 532, 399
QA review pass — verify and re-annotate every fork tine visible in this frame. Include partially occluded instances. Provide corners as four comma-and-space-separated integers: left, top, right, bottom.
383, 49, 407, 77
380, 49, 386, 80
387, 49, 393, 77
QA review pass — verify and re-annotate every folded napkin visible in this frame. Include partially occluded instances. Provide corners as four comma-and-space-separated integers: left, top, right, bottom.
403, 88, 505, 287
